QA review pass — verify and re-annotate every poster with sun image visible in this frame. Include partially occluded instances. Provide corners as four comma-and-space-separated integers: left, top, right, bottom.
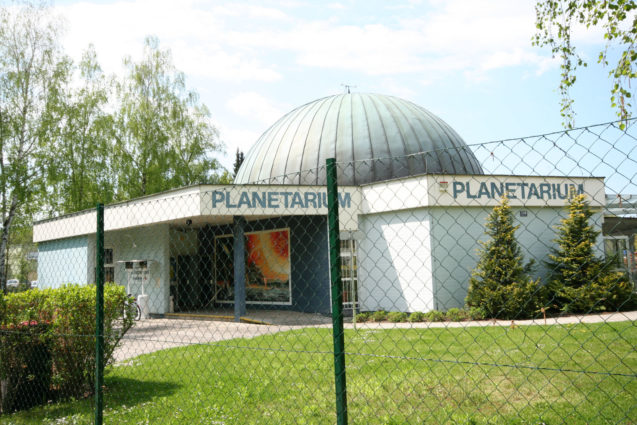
245, 229, 291, 303
214, 229, 291, 304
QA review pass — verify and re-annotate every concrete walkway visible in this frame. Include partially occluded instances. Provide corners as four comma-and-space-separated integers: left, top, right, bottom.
113, 310, 637, 362
114, 319, 307, 362
348, 310, 637, 329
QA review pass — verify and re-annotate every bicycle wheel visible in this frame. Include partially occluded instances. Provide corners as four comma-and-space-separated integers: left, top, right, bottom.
134, 302, 142, 321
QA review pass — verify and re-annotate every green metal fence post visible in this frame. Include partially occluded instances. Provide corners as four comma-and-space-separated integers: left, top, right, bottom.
326, 158, 348, 425
95, 203, 104, 425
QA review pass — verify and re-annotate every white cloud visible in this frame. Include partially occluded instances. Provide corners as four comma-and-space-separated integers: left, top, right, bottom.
172, 43, 282, 82
215, 0, 556, 79
226, 92, 286, 126
56, 0, 610, 87
327, 3, 346, 10
216, 124, 262, 169
55, 0, 286, 81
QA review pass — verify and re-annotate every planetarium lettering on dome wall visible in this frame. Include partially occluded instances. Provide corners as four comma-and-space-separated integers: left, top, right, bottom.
452, 181, 584, 200
210, 189, 352, 210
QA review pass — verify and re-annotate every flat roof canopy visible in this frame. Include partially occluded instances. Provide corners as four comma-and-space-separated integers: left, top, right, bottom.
33, 175, 606, 243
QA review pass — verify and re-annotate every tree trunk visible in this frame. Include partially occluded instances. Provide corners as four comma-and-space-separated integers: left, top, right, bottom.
0, 194, 19, 294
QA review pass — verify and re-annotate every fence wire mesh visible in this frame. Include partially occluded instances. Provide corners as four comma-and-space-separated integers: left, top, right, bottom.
1, 119, 636, 424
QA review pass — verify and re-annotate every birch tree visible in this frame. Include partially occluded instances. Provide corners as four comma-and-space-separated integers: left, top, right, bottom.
0, 2, 64, 292
114, 36, 224, 199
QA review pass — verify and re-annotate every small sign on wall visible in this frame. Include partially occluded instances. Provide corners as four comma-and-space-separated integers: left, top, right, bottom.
119, 260, 155, 295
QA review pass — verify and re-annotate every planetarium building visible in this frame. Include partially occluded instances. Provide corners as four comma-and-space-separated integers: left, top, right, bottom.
33, 93, 606, 318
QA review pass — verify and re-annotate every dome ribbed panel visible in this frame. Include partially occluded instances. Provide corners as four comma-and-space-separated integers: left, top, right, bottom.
234, 93, 483, 185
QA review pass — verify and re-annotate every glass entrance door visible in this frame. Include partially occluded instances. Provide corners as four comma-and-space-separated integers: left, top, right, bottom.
604, 236, 634, 283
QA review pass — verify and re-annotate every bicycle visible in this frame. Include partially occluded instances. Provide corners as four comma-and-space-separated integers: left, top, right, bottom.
125, 293, 142, 321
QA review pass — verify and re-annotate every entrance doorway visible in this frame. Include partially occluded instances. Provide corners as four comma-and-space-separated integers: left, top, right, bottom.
604, 236, 635, 284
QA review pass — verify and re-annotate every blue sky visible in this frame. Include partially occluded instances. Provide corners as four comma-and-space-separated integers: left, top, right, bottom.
52, 0, 626, 171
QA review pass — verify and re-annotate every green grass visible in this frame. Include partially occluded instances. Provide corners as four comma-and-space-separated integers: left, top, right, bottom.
1, 321, 636, 424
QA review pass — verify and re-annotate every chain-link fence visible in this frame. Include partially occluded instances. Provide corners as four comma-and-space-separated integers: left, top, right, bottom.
1, 119, 636, 424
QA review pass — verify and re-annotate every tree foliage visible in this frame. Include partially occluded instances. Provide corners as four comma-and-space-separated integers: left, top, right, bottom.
0, 1, 65, 291
546, 192, 635, 313
0, 3, 229, 291
114, 36, 224, 199
44, 46, 116, 214
533, 0, 636, 127
233, 148, 245, 178
466, 196, 542, 319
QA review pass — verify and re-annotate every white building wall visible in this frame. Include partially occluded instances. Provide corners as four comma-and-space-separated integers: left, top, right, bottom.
88, 224, 170, 314
429, 206, 604, 310
37, 236, 89, 288
358, 208, 434, 313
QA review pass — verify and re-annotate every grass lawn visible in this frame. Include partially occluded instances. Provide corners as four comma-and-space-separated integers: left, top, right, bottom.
1, 321, 635, 424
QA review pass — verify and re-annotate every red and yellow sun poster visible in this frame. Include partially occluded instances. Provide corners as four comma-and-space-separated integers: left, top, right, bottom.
215, 228, 291, 304
245, 229, 291, 303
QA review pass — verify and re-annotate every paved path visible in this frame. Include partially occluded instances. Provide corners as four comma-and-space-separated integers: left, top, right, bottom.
114, 319, 306, 362
113, 310, 637, 362
347, 310, 637, 329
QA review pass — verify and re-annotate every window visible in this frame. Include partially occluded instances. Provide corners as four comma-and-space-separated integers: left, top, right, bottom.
340, 239, 358, 308
104, 248, 114, 283
95, 248, 115, 283
604, 236, 632, 273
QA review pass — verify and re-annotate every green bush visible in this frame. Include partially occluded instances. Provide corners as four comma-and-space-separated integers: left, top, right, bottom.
467, 306, 486, 320
0, 321, 51, 413
546, 193, 637, 314
425, 310, 445, 322
600, 272, 637, 311
386, 312, 408, 322
1, 284, 134, 400
355, 312, 370, 322
6, 282, 31, 294
554, 271, 636, 314
372, 310, 387, 322
445, 308, 468, 322
408, 312, 426, 322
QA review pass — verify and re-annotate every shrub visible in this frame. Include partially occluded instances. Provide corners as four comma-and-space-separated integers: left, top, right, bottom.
0, 284, 134, 400
546, 193, 637, 313
408, 312, 426, 322
467, 306, 486, 320
355, 312, 370, 322
425, 310, 445, 322
0, 321, 51, 413
445, 308, 468, 322
386, 312, 408, 322
6, 282, 31, 294
372, 310, 387, 322
466, 196, 542, 319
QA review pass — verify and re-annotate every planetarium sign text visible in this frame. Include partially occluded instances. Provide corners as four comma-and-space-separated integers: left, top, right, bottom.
210, 189, 353, 210
451, 181, 584, 200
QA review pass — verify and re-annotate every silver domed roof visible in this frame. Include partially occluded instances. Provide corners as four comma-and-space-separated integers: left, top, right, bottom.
235, 93, 483, 186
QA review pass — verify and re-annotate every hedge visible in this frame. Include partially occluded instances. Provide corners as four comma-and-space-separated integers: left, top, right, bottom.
0, 283, 134, 410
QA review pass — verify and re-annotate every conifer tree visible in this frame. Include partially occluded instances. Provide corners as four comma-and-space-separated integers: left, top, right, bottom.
547, 192, 635, 313
233, 149, 245, 178
466, 196, 541, 319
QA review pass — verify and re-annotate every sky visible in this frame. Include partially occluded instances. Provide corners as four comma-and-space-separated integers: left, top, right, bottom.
50, 0, 626, 171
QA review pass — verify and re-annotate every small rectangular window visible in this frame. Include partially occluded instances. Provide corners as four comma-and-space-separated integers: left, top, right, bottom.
96, 248, 115, 283
340, 239, 358, 308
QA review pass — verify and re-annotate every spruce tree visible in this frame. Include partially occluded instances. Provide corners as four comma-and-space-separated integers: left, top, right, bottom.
466, 196, 541, 319
233, 149, 245, 178
547, 192, 635, 313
